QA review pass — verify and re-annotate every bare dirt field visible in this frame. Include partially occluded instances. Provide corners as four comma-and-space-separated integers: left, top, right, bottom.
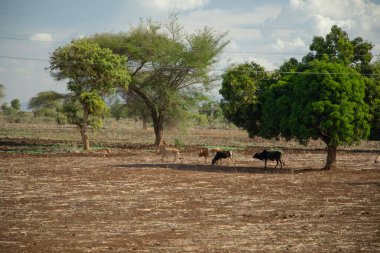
1, 142, 380, 252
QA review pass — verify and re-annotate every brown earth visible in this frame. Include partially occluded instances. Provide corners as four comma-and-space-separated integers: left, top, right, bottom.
1, 144, 380, 252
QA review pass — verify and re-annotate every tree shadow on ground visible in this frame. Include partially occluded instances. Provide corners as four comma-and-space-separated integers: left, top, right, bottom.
115, 163, 322, 174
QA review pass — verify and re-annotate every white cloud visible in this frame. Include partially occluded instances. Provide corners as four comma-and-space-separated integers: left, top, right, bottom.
314, 15, 354, 34
287, 0, 380, 35
30, 33, 53, 42
141, 0, 209, 11
289, 0, 304, 9
181, 5, 282, 29
272, 37, 306, 51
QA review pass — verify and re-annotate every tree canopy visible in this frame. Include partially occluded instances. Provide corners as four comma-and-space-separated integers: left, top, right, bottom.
220, 25, 375, 170
92, 16, 229, 145
48, 39, 131, 150
261, 60, 370, 169
220, 62, 271, 137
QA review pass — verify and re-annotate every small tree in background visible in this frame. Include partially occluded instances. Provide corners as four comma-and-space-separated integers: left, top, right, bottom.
108, 97, 128, 121
10, 99, 20, 111
123, 92, 151, 129
28, 91, 67, 123
198, 101, 223, 128
0, 84, 5, 102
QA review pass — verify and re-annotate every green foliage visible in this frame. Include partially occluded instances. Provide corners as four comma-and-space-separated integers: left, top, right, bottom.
61, 99, 82, 126
79, 92, 106, 115
0, 84, 5, 100
109, 99, 128, 121
366, 61, 380, 139
262, 60, 370, 147
303, 25, 373, 75
48, 39, 131, 149
174, 138, 185, 149
220, 62, 270, 137
92, 16, 228, 145
10, 99, 20, 111
1, 100, 25, 123
50, 40, 130, 94
198, 101, 224, 127
28, 91, 67, 124
302, 25, 378, 140
28, 91, 65, 109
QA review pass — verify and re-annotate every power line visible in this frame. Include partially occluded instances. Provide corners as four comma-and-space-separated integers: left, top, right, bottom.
0, 55, 379, 77
0, 55, 48, 62
0, 36, 67, 44
0, 36, 378, 57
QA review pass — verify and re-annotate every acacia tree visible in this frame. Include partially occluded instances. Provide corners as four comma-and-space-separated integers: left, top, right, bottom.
49, 40, 130, 150
261, 60, 370, 170
92, 17, 228, 146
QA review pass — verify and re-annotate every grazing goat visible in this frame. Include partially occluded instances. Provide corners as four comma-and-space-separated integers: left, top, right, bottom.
157, 147, 182, 163
253, 150, 284, 169
198, 147, 222, 163
212, 150, 233, 166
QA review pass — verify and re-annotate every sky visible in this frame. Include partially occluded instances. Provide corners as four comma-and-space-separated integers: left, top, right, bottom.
1, 0, 380, 107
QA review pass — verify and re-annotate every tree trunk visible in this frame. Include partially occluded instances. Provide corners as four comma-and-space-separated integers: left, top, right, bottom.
81, 104, 90, 151
152, 115, 164, 146
324, 144, 337, 170
142, 118, 148, 130
153, 123, 164, 146
80, 127, 90, 151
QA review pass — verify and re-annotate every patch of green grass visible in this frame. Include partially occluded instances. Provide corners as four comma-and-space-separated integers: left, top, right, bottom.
205, 145, 245, 151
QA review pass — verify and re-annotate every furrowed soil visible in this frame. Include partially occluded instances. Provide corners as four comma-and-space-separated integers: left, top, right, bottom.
1, 144, 380, 252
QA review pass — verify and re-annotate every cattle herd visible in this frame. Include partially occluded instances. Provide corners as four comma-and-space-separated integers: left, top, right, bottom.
156, 146, 286, 169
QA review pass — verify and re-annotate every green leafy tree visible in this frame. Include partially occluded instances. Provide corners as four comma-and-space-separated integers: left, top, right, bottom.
220, 62, 271, 137
303, 25, 379, 138
366, 61, 380, 139
48, 40, 130, 150
28, 91, 66, 122
92, 16, 228, 145
262, 60, 370, 170
303, 25, 374, 74
1, 103, 11, 115
123, 92, 151, 129
109, 97, 128, 121
0, 84, 5, 101
10, 99, 20, 111
198, 101, 223, 128
1, 99, 25, 122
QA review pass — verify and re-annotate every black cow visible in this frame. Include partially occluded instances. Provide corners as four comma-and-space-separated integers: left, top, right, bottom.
253, 150, 284, 169
212, 151, 233, 166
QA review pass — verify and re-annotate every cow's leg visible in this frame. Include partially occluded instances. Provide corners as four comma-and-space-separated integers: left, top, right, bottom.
264, 159, 267, 168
